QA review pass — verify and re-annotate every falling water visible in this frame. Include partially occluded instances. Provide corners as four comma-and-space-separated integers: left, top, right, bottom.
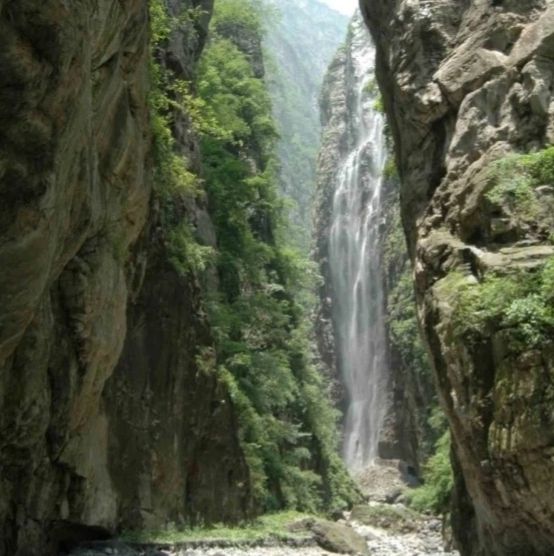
329, 14, 388, 470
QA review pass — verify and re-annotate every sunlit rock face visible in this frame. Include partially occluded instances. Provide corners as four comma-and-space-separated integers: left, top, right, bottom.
361, 0, 554, 554
0, 1, 250, 554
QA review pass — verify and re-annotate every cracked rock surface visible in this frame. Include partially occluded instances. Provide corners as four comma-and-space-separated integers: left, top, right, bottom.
0, 1, 249, 554
361, 0, 554, 554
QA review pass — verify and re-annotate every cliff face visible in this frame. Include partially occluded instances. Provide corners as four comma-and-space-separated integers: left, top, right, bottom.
0, 1, 250, 554
314, 14, 434, 470
313, 41, 347, 398
104, 0, 251, 532
379, 184, 438, 470
361, 0, 554, 554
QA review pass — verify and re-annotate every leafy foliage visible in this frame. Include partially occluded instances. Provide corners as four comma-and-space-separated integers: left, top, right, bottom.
409, 429, 453, 514
195, 0, 358, 514
383, 158, 398, 180
261, 0, 348, 250
167, 221, 215, 276
373, 95, 384, 113
487, 146, 554, 221
149, 0, 213, 276
212, 0, 263, 34
364, 77, 378, 96
440, 260, 554, 347
388, 273, 430, 381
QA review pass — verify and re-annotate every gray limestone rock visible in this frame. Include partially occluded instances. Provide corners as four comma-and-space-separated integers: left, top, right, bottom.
361, 0, 554, 553
310, 519, 369, 556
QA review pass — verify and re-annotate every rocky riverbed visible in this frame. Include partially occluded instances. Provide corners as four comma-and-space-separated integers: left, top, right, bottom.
355, 517, 455, 555
68, 462, 458, 556
68, 464, 458, 556
69, 509, 457, 556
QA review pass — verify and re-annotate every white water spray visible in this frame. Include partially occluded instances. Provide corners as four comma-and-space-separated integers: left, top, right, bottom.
329, 14, 388, 470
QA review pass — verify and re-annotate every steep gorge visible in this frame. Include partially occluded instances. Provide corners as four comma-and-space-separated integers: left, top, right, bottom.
361, 0, 554, 554
3, 0, 554, 555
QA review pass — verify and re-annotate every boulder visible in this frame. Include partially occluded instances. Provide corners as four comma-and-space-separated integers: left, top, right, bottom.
310, 519, 369, 555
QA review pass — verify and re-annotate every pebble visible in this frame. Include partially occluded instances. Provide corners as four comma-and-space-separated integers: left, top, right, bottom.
170, 549, 335, 556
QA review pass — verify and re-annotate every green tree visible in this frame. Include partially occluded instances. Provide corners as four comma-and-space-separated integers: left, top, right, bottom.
194, 0, 359, 513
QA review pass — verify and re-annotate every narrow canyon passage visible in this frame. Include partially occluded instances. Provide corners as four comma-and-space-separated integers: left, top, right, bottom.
3, 0, 554, 555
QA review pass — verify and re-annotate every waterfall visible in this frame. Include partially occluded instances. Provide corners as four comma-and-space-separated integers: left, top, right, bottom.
329, 14, 388, 470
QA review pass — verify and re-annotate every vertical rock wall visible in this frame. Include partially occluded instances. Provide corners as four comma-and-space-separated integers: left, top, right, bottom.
0, 1, 250, 554
361, 0, 554, 553
0, 1, 151, 552
103, 0, 251, 533
314, 37, 349, 408
378, 181, 437, 470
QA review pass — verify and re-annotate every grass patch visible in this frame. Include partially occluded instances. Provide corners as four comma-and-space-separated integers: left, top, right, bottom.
487, 146, 554, 221
439, 259, 554, 347
121, 511, 315, 544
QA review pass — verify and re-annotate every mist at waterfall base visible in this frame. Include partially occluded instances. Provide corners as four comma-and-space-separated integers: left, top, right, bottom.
329, 15, 388, 471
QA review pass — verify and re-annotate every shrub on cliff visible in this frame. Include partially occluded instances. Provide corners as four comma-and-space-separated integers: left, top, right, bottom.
441, 259, 554, 348
409, 429, 453, 514
195, 0, 360, 514
487, 146, 554, 229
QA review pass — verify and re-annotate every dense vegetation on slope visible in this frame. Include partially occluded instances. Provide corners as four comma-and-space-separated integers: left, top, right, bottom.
382, 180, 451, 511
150, 0, 358, 515
150, 0, 216, 274
262, 0, 348, 250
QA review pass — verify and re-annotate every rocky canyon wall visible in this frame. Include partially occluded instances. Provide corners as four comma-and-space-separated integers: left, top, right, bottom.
0, 2, 250, 554
361, 0, 554, 554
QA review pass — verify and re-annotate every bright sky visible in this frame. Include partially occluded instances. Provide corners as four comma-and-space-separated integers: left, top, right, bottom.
320, 0, 358, 16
